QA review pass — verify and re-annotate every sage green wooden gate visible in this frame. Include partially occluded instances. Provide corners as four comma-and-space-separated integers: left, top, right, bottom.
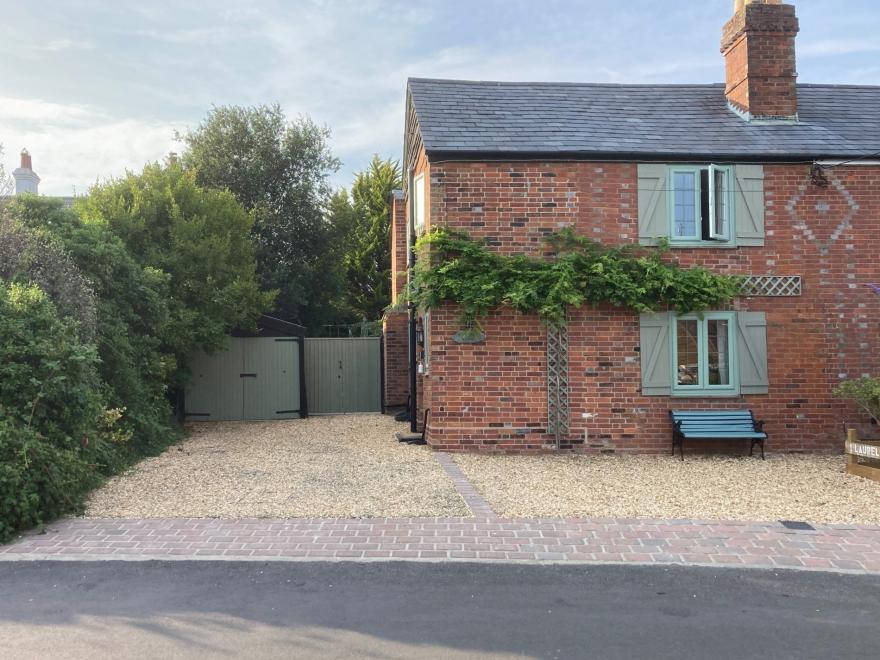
304, 337, 381, 414
185, 337, 302, 421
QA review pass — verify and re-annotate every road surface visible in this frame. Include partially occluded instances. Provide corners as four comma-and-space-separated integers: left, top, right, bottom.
1, 561, 878, 659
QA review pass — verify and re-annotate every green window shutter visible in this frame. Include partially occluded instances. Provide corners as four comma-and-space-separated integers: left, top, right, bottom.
736, 311, 769, 394
637, 164, 668, 245
639, 312, 672, 395
733, 164, 764, 246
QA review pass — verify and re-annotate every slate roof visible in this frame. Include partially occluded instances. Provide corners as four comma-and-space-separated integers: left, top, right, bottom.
407, 78, 880, 161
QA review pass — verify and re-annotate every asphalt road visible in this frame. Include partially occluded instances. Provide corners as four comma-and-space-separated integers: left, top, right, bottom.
1, 561, 878, 659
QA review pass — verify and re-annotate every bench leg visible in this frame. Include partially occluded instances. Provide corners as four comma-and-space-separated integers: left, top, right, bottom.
750, 438, 765, 460
680, 438, 684, 461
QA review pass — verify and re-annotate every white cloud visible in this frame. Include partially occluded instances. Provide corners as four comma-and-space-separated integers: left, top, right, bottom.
0, 96, 101, 127
40, 38, 95, 52
0, 97, 182, 196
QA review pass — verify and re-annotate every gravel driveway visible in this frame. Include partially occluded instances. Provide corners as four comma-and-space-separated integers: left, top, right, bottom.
453, 454, 880, 525
87, 415, 468, 518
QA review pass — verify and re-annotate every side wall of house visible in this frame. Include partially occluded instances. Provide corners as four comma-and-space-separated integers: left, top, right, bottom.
420, 160, 880, 452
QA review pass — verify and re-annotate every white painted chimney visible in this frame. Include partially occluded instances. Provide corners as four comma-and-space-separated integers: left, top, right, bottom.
13, 149, 40, 195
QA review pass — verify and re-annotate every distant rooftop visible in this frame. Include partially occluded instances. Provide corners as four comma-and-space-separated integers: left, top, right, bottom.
407, 79, 880, 161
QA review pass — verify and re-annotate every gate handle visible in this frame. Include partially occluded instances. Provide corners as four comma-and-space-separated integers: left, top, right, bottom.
240, 373, 257, 378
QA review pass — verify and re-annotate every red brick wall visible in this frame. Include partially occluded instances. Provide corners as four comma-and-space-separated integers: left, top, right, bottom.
418, 160, 880, 453
383, 311, 409, 408
389, 191, 407, 305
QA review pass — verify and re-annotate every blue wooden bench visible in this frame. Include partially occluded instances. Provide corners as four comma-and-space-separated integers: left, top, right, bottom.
670, 410, 766, 461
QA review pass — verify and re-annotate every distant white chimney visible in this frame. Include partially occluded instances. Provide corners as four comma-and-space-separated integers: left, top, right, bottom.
13, 149, 40, 195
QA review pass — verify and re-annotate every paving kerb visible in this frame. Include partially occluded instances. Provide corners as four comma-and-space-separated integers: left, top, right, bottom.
2, 451, 880, 574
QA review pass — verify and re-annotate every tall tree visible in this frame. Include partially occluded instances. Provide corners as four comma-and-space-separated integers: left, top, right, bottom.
179, 105, 343, 329
77, 161, 273, 386
329, 156, 402, 321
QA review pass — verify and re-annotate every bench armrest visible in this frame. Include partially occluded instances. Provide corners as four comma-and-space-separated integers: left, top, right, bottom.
754, 420, 766, 433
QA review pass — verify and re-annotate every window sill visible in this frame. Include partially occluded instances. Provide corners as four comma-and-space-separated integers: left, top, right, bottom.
671, 390, 740, 398
668, 240, 737, 249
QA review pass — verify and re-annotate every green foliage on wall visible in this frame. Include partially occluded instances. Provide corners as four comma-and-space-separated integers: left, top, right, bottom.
411, 228, 743, 328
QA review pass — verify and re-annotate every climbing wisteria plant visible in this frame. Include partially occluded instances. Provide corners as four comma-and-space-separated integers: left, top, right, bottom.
410, 227, 743, 329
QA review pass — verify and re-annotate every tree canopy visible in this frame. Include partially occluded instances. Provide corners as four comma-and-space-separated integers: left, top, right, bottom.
179, 104, 343, 329
77, 161, 273, 384
331, 156, 403, 322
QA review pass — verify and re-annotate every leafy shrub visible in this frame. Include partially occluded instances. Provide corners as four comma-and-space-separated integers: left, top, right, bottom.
77, 162, 274, 385
0, 419, 94, 541
0, 282, 107, 541
9, 197, 180, 458
833, 377, 880, 424
0, 209, 97, 340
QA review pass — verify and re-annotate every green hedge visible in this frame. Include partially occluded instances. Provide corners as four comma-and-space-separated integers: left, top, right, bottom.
0, 282, 107, 541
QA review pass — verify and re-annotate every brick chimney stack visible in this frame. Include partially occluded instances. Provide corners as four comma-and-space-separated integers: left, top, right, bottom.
12, 149, 40, 195
721, 0, 800, 121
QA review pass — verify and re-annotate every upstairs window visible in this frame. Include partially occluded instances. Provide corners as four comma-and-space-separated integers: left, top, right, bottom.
413, 174, 426, 235
669, 164, 732, 243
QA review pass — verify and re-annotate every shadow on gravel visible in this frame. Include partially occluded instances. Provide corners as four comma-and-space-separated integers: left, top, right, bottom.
0, 561, 878, 659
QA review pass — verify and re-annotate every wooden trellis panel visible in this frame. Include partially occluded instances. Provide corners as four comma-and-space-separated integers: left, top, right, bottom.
547, 323, 570, 448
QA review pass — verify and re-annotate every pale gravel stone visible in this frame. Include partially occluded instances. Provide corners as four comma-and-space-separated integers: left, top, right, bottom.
453, 453, 880, 525
86, 415, 469, 519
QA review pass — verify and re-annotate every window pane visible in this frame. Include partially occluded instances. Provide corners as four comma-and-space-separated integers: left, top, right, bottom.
707, 319, 730, 385
676, 319, 699, 386
414, 176, 425, 232
713, 169, 727, 237
673, 172, 696, 237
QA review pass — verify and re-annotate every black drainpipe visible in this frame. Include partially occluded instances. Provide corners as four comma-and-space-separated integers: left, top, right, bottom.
407, 168, 418, 433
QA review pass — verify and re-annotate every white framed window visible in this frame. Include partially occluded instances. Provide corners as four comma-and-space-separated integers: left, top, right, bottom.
669, 164, 733, 244
413, 173, 426, 235
672, 312, 737, 395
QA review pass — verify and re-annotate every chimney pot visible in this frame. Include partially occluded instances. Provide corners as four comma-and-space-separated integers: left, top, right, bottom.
20, 149, 32, 171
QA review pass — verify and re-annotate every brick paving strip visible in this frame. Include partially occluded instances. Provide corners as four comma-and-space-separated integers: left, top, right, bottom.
434, 453, 498, 518
3, 517, 880, 574
2, 452, 879, 574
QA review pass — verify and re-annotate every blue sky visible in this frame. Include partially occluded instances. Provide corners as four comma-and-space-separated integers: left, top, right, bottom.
1, 0, 878, 195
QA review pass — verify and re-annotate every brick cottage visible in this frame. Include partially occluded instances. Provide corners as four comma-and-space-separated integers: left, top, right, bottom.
383, 0, 880, 454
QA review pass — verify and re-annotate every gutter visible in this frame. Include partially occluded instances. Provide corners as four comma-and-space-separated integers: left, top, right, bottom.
424, 150, 876, 165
